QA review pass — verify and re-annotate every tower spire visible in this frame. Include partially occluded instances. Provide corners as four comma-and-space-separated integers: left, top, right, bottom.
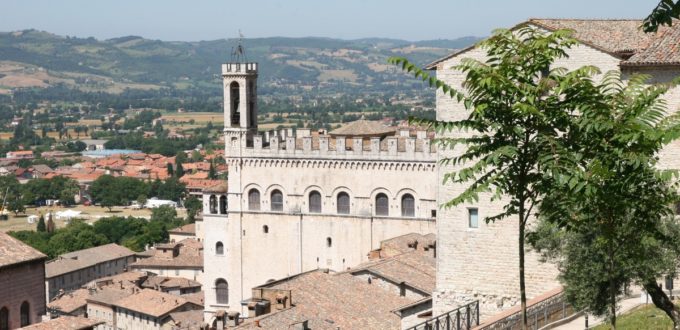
230, 30, 247, 63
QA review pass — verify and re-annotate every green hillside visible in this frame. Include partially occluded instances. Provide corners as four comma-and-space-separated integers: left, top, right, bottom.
0, 30, 482, 97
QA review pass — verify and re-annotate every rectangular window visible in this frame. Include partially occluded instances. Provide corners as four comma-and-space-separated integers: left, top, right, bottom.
175, 269, 179, 276
468, 208, 479, 228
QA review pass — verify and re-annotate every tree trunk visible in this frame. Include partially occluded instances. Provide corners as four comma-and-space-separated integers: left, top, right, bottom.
644, 281, 680, 330
609, 247, 617, 329
519, 207, 528, 330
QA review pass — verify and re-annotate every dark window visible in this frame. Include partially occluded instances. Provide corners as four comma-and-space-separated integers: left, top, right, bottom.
309, 191, 321, 213
375, 193, 389, 216
271, 190, 283, 211
263, 225, 269, 234
468, 208, 479, 228
337, 192, 350, 214
230, 82, 240, 126
248, 189, 260, 211
0, 307, 8, 330
20, 301, 30, 326
209, 195, 217, 214
326, 237, 332, 247
216, 279, 229, 304
219, 195, 227, 214
401, 194, 415, 217
216, 242, 224, 255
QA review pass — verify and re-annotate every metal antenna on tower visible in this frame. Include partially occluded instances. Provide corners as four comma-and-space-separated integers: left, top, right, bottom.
230, 30, 248, 63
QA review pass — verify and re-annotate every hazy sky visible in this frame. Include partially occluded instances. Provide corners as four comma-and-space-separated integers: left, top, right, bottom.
0, 0, 659, 41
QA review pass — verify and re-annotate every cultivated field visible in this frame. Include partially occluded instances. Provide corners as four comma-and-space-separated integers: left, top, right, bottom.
0, 205, 187, 233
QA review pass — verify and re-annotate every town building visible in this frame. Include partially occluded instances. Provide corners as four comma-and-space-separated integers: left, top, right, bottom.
202, 59, 438, 322
129, 238, 203, 283
168, 223, 202, 243
6, 150, 34, 160
111, 289, 202, 330
45, 244, 136, 303
18, 316, 102, 330
0, 232, 47, 329
427, 18, 680, 319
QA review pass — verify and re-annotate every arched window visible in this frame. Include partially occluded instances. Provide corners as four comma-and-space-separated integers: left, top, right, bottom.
209, 195, 217, 214
20, 301, 30, 326
309, 191, 321, 213
375, 193, 389, 216
248, 189, 260, 211
230, 82, 240, 126
219, 195, 227, 214
326, 237, 332, 247
263, 225, 269, 234
271, 190, 283, 211
0, 307, 8, 330
401, 194, 415, 217
337, 192, 350, 214
216, 242, 224, 255
216, 279, 229, 304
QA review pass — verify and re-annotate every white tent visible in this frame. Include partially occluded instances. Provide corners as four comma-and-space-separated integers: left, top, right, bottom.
27, 215, 39, 224
55, 210, 82, 220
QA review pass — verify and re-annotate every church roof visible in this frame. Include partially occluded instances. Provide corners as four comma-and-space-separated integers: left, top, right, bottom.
203, 182, 227, 193
0, 231, 46, 269
426, 18, 680, 69
329, 119, 396, 137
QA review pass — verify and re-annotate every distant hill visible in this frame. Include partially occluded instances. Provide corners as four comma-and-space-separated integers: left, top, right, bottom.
0, 30, 483, 97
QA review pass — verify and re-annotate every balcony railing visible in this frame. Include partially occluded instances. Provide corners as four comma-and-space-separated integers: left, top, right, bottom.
408, 300, 480, 330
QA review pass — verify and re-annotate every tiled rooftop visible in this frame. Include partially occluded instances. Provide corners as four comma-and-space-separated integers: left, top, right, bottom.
238, 270, 415, 329
141, 276, 201, 290
112, 289, 199, 318
427, 18, 680, 69
329, 119, 397, 137
130, 238, 203, 269
19, 316, 103, 330
168, 223, 196, 235
46, 243, 135, 278
0, 231, 46, 269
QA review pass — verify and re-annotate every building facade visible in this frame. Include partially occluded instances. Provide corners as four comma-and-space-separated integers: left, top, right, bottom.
202, 61, 438, 321
0, 232, 47, 329
429, 19, 680, 318
45, 244, 136, 303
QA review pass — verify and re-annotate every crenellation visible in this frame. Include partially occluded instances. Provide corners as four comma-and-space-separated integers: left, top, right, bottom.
353, 138, 363, 155
286, 136, 295, 153
387, 137, 398, 156
336, 136, 346, 154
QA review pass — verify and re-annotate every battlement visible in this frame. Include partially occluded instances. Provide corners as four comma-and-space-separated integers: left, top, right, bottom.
222, 62, 258, 75
226, 128, 436, 162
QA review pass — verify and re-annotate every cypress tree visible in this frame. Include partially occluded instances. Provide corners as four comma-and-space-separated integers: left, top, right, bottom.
36, 214, 46, 232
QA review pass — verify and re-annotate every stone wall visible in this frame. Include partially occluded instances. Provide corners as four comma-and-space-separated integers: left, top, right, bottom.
0, 261, 46, 328
432, 33, 624, 318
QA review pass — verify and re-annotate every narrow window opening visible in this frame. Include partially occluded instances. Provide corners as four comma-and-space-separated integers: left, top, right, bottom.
468, 208, 479, 228
326, 237, 332, 248
263, 225, 269, 234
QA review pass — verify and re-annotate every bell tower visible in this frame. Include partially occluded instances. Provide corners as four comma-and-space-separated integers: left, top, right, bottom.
223, 37, 258, 154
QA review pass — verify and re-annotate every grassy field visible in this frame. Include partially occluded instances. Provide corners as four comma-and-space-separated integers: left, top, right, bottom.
593, 304, 673, 330
0, 205, 187, 233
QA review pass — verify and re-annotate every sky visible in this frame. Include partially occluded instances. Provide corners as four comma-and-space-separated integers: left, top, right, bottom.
0, 0, 659, 41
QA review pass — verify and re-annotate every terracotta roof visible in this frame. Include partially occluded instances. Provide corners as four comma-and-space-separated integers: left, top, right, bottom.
182, 291, 205, 307
203, 182, 227, 193
0, 231, 46, 269
168, 309, 204, 330
426, 18, 680, 69
141, 276, 201, 290
350, 251, 436, 293
130, 239, 203, 269
47, 289, 91, 314
168, 223, 196, 235
329, 119, 397, 137
112, 289, 201, 318
19, 316, 104, 330
45, 244, 135, 278
238, 270, 415, 330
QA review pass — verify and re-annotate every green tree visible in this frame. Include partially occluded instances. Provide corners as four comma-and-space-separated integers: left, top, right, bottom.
184, 196, 202, 223
175, 161, 184, 178
59, 179, 80, 206
208, 160, 217, 179
644, 0, 680, 32
166, 163, 174, 177
137, 194, 148, 208
7, 196, 25, 215
390, 28, 594, 328
36, 214, 46, 232
532, 72, 680, 328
